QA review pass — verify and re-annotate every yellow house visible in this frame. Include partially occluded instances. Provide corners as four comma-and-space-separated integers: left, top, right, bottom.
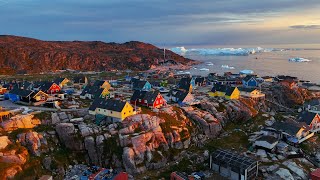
54, 78, 70, 88
100, 88, 110, 98
225, 87, 240, 100
238, 87, 265, 99
89, 98, 134, 122
208, 84, 228, 97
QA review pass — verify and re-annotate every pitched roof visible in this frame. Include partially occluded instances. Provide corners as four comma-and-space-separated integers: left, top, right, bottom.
211, 149, 257, 170
133, 80, 148, 90
34, 82, 56, 91
169, 89, 189, 102
9, 88, 33, 97
225, 87, 237, 96
304, 99, 320, 107
53, 78, 66, 84
89, 98, 128, 112
297, 111, 318, 125
178, 77, 191, 91
195, 77, 205, 84
271, 120, 305, 136
73, 76, 86, 83
256, 136, 278, 144
237, 87, 257, 93
243, 75, 256, 82
130, 90, 160, 103
211, 84, 227, 92
80, 85, 104, 97
93, 80, 106, 87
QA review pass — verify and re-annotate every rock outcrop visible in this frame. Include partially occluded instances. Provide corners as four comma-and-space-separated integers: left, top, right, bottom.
0, 35, 197, 74
0, 136, 11, 150
18, 131, 46, 156
0, 114, 41, 131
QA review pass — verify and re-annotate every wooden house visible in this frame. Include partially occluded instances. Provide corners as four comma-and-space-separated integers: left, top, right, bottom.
279, 79, 297, 89
303, 99, 320, 114
210, 149, 258, 180
297, 111, 320, 133
89, 98, 134, 122
130, 90, 165, 109
209, 84, 240, 100
132, 80, 152, 91
242, 75, 259, 87
73, 76, 88, 89
34, 82, 61, 94
167, 89, 195, 105
271, 119, 313, 144
53, 78, 70, 88
177, 77, 193, 92
238, 87, 265, 99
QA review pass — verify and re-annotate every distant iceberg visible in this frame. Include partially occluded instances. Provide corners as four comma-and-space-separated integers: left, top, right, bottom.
206, 62, 214, 66
289, 57, 312, 62
170, 46, 274, 56
240, 69, 254, 74
199, 68, 210, 71
221, 65, 235, 69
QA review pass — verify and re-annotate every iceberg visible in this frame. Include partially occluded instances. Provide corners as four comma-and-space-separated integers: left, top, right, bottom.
206, 62, 214, 66
289, 57, 312, 62
170, 46, 275, 56
240, 69, 254, 74
170, 47, 188, 54
199, 68, 210, 71
221, 65, 235, 69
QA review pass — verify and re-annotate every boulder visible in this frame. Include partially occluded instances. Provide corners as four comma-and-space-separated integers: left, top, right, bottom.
282, 160, 307, 179
0, 136, 11, 150
122, 147, 136, 174
51, 113, 60, 124
84, 136, 99, 165
275, 168, 294, 180
56, 123, 83, 150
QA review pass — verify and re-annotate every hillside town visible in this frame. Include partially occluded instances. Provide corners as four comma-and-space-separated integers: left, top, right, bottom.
1, 69, 320, 180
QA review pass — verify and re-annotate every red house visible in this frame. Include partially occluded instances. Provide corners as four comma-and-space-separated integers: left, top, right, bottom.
311, 168, 320, 180
130, 90, 165, 108
36, 82, 61, 94
0, 87, 7, 95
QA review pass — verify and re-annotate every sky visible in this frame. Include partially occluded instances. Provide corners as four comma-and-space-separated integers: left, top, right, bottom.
0, 0, 320, 46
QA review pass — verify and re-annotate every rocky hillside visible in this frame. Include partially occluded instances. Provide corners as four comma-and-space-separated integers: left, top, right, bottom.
0, 35, 197, 74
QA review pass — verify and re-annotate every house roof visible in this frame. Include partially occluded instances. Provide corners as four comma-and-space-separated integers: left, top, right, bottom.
89, 98, 128, 112
132, 80, 148, 90
211, 149, 257, 171
73, 76, 86, 83
237, 87, 257, 93
31, 90, 48, 98
297, 111, 318, 125
34, 82, 56, 91
225, 87, 237, 96
304, 99, 320, 107
80, 85, 104, 97
178, 77, 191, 91
169, 89, 189, 102
271, 120, 304, 136
9, 88, 33, 97
130, 90, 160, 103
195, 77, 205, 84
211, 84, 227, 92
93, 80, 106, 87
256, 136, 278, 144
243, 75, 256, 82
53, 78, 67, 84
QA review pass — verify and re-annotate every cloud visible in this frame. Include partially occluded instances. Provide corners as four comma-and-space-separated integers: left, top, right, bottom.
289, 25, 320, 29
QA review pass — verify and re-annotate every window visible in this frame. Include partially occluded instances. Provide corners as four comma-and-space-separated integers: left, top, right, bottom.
124, 112, 126, 115
160, 99, 162, 103
139, 99, 141, 102
104, 110, 106, 112
144, 100, 147, 103
110, 111, 113, 114
56, 90, 59, 92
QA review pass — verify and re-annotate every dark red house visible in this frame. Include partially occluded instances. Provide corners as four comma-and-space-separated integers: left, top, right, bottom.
130, 90, 165, 108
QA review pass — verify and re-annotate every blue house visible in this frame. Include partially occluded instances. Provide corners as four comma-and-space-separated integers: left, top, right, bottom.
242, 75, 259, 87
132, 80, 152, 91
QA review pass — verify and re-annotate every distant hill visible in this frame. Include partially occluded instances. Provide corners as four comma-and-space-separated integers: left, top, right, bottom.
0, 35, 197, 74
